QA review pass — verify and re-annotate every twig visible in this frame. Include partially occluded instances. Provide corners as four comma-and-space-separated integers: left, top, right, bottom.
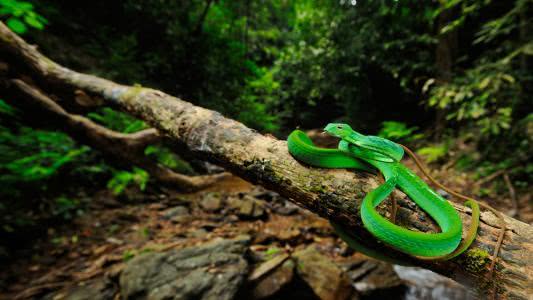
475, 169, 506, 187
503, 172, 518, 218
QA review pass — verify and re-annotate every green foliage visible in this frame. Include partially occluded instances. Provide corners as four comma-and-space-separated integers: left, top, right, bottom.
425, 0, 531, 138
0, 99, 96, 238
378, 121, 423, 142
0, 0, 47, 34
0, 121, 91, 196
454, 153, 479, 171
426, 66, 519, 136
85, 34, 146, 84
87, 107, 147, 133
253, 0, 438, 130
417, 144, 448, 163
235, 66, 281, 132
107, 167, 149, 195
0, 98, 18, 116
144, 145, 195, 175
5, 144, 90, 181
122, 250, 136, 262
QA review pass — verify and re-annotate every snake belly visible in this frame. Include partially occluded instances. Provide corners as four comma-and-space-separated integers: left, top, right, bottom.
287, 130, 464, 258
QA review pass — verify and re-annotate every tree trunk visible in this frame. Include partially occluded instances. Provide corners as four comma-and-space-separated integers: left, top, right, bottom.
434, 4, 458, 140
0, 22, 531, 299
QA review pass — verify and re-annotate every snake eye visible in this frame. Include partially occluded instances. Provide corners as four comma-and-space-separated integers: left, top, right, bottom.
337, 125, 343, 129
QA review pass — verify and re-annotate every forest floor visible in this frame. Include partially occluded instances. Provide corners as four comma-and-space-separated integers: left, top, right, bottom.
1, 157, 531, 300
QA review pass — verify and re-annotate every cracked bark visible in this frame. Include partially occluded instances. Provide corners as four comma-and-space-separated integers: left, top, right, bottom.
0, 22, 531, 299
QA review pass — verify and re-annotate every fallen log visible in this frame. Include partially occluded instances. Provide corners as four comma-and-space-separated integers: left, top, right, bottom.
0, 22, 531, 299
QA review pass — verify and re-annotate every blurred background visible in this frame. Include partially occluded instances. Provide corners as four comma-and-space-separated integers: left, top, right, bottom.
0, 0, 531, 299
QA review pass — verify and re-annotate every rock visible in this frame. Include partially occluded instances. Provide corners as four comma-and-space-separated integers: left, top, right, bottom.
248, 253, 290, 281
166, 194, 193, 206
251, 259, 295, 299
45, 277, 117, 300
171, 215, 192, 223
227, 196, 243, 209
105, 237, 124, 245
293, 246, 354, 300
251, 189, 300, 216
437, 189, 450, 199
272, 201, 300, 216
226, 215, 239, 222
188, 228, 208, 238
393, 266, 473, 300
161, 206, 189, 220
344, 259, 404, 297
238, 196, 265, 219
147, 203, 168, 210
239, 199, 254, 215
227, 195, 265, 219
161, 206, 191, 223
120, 236, 250, 300
200, 192, 223, 211
255, 215, 302, 243
249, 188, 279, 201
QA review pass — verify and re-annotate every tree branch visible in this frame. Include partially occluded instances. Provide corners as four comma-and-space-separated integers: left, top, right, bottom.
0, 22, 531, 299
6, 78, 228, 191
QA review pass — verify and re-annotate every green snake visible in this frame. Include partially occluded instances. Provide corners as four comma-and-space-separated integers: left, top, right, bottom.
287, 123, 481, 260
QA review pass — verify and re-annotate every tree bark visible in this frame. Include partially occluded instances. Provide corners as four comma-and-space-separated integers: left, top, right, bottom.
0, 22, 531, 299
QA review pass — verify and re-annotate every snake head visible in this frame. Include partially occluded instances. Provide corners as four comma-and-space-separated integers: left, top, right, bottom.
324, 123, 354, 139
325, 123, 404, 162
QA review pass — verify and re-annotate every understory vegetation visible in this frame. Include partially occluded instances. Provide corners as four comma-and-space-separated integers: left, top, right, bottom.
0, 0, 531, 250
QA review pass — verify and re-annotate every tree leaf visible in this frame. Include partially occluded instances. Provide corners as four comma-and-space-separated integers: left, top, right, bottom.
6, 17, 27, 34
24, 15, 44, 30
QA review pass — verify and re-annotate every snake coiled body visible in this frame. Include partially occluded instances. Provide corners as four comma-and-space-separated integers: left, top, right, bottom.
287, 129, 479, 258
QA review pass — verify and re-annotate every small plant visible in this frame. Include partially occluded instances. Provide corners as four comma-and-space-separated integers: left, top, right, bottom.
122, 250, 136, 261
264, 246, 281, 259
107, 167, 149, 195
